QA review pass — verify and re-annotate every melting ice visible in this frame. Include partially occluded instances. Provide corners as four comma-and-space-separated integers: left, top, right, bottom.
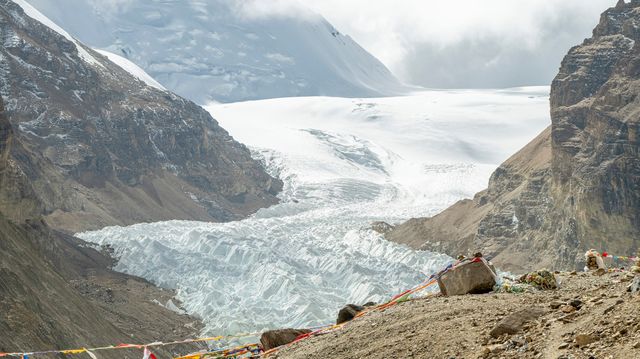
77, 88, 551, 335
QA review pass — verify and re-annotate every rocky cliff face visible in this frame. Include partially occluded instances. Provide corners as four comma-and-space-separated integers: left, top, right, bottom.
0, 0, 281, 232
0, 89, 203, 358
389, 0, 640, 273
0, 0, 281, 353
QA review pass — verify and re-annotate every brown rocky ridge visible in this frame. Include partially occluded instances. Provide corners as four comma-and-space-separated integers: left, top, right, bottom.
389, 0, 640, 273
0, 0, 282, 356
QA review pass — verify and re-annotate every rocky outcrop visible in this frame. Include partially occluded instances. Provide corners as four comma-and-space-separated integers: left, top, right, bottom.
389, 1, 640, 272
0, 215, 204, 358
260, 329, 312, 351
0, 0, 281, 232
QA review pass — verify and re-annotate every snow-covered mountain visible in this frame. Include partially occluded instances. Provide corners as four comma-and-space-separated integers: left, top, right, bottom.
24, 0, 406, 103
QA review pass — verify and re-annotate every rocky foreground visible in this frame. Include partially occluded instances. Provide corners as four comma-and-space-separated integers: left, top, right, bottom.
276, 271, 640, 359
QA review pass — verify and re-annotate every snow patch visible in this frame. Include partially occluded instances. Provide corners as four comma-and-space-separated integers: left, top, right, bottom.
13, 0, 102, 67
94, 49, 166, 91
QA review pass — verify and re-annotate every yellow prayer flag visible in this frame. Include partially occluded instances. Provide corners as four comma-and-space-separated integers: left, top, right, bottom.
61, 349, 86, 354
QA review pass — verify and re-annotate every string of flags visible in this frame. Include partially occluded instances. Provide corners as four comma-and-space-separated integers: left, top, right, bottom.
1, 259, 457, 359
0, 334, 262, 358
599, 251, 637, 262
143, 347, 158, 359
175, 343, 263, 359
259, 266, 448, 357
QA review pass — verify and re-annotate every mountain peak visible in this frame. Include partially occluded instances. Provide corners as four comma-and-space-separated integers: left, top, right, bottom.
24, 0, 406, 103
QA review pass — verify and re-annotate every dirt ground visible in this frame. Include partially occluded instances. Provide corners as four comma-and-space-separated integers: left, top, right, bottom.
275, 271, 640, 359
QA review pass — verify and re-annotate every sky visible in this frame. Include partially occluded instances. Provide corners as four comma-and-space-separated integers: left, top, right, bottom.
242, 0, 617, 88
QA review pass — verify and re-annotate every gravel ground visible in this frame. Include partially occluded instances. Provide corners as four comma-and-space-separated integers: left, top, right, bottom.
273, 271, 640, 359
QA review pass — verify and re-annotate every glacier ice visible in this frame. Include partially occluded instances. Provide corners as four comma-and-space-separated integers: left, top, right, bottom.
78, 88, 551, 336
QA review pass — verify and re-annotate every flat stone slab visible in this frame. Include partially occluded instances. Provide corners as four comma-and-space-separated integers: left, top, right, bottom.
490, 307, 547, 338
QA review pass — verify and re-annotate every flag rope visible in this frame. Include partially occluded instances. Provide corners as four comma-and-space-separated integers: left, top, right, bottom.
598, 251, 637, 262
1, 260, 458, 359
0, 333, 262, 358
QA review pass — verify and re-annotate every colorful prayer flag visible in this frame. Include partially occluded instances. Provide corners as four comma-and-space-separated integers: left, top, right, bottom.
143, 347, 157, 359
84, 349, 98, 359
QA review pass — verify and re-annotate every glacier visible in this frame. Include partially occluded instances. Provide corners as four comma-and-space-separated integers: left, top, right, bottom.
77, 87, 551, 337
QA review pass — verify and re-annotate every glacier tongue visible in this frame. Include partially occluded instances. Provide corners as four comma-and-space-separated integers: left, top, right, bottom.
79, 220, 451, 334
77, 88, 551, 336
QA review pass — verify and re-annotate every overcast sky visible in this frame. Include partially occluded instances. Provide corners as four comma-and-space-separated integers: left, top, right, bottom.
244, 0, 617, 88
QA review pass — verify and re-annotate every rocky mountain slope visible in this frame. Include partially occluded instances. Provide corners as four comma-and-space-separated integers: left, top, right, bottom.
389, 0, 640, 273
24, 0, 406, 103
0, 0, 281, 354
0, 94, 202, 358
0, 0, 282, 233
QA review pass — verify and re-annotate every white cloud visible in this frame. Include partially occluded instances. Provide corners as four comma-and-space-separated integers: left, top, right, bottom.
87, 0, 134, 15
248, 0, 617, 87
57, 0, 619, 87
232, 0, 316, 20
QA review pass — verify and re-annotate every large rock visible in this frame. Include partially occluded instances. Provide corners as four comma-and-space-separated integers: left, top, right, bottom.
490, 307, 546, 338
337, 304, 365, 324
437, 259, 497, 296
260, 329, 312, 351
388, 1, 640, 272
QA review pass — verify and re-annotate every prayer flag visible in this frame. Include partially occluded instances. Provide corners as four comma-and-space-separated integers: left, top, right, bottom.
143, 347, 157, 359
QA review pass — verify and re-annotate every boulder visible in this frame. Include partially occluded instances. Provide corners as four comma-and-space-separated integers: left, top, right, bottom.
337, 304, 365, 324
260, 328, 312, 351
437, 258, 497, 296
490, 307, 546, 338
575, 333, 598, 346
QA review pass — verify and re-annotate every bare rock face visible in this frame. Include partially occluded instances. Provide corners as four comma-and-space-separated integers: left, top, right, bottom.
1, 95, 203, 358
0, 0, 281, 232
389, 2, 640, 272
